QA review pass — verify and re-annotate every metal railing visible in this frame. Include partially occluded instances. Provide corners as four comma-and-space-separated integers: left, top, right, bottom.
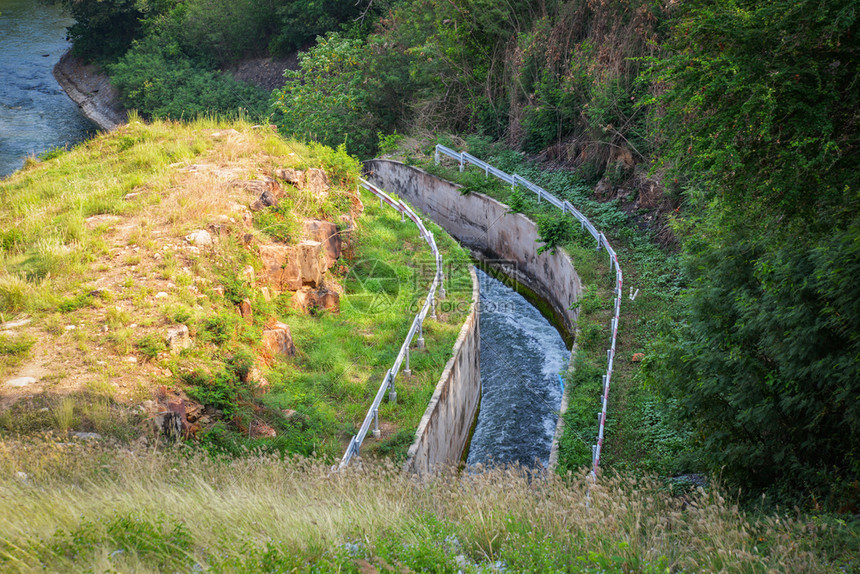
338, 178, 444, 469
435, 145, 622, 473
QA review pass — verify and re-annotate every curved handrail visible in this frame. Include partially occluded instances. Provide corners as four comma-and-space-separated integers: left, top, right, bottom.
434, 145, 622, 473
338, 179, 444, 469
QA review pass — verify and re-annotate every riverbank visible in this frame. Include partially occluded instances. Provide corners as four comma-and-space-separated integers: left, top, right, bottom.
52, 51, 126, 131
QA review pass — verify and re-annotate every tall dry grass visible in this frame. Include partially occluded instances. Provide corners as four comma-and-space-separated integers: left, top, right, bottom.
0, 439, 854, 573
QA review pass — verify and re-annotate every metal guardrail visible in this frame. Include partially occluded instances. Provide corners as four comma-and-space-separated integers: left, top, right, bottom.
435, 145, 623, 473
338, 179, 444, 469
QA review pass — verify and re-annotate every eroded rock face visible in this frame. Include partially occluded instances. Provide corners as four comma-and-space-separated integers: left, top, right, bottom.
261, 322, 296, 357
258, 241, 324, 291
303, 219, 341, 267
165, 325, 192, 353
274, 168, 304, 189
305, 168, 330, 196
229, 177, 280, 196
293, 287, 340, 314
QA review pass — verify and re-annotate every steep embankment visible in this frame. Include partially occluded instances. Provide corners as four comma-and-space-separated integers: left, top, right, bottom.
0, 119, 472, 461
53, 51, 127, 130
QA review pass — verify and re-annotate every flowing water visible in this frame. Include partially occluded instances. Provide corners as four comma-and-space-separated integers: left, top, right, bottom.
467, 268, 568, 469
0, 0, 96, 177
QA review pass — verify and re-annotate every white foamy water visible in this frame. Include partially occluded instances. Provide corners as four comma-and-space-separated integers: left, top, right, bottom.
467, 268, 568, 469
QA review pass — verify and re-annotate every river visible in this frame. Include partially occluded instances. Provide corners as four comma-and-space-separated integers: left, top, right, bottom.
467, 268, 568, 469
0, 0, 96, 177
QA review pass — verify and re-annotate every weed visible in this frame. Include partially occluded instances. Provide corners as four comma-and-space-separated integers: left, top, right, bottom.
135, 334, 166, 361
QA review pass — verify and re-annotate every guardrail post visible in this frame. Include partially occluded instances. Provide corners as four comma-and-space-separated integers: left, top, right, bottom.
459, 155, 464, 172
417, 323, 425, 349
404, 346, 411, 376
372, 408, 381, 438
430, 294, 437, 320
439, 272, 446, 299
434, 148, 440, 165
387, 370, 397, 404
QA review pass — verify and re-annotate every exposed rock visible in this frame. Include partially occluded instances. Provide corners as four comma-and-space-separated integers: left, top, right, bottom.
165, 325, 192, 353
5, 377, 37, 388
595, 178, 612, 199
261, 322, 296, 357
631, 353, 645, 363
305, 168, 330, 196
260, 287, 272, 301
250, 420, 277, 438
70, 432, 102, 440
241, 265, 255, 284
229, 177, 280, 196
293, 287, 340, 314
53, 51, 127, 130
239, 298, 253, 323
185, 229, 213, 246
258, 241, 323, 291
303, 219, 342, 268
274, 168, 304, 189
250, 189, 279, 211
0, 319, 31, 330
208, 129, 240, 138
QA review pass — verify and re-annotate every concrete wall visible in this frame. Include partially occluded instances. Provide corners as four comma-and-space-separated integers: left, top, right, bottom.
404, 266, 481, 475
365, 160, 581, 334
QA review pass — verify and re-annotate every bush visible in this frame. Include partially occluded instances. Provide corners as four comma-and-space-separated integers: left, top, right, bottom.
109, 37, 269, 120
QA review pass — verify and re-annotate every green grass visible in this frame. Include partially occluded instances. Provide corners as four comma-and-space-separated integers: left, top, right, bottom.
0, 440, 856, 573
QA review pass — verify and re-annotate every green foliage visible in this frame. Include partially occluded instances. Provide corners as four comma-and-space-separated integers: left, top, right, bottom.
109, 37, 269, 120
646, 221, 860, 505
57, 0, 150, 61
46, 513, 193, 570
274, 33, 411, 157
0, 334, 35, 358
135, 333, 166, 360
57, 293, 94, 313
535, 212, 574, 255
654, 0, 858, 221
200, 313, 236, 346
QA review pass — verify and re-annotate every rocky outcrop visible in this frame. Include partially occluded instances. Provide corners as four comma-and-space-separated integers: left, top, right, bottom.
258, 241, 324, 292
302, 219, 342, 267
53, 51, 127, 130
261, 322, 297, 357
293, 287, 340, 314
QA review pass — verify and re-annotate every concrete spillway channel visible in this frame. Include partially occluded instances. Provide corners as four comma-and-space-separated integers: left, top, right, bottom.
366, 160, 582, 472
467, 268, 567, 468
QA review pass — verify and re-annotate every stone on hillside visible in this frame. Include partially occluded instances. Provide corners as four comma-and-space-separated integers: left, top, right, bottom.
239, 298, 253, 323
71, 432, 102, 440
5, 376, 37, 388
258, 241, 324, 292
0, 318, 31, 330
242, 265, 255, 284
185, 229, 213, 246
305, 168, 329, 196
165, 325, 191, 353
250, 420, 277, 438
293, 287, 340, 314
229, 177, 280, 196
262, 322, 296, 357
274, 168, 305, 189
303, 219, 341, 268
250, 189, 279, 211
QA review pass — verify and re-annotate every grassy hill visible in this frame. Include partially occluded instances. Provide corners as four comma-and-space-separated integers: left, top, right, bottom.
0, 117, 471, 461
